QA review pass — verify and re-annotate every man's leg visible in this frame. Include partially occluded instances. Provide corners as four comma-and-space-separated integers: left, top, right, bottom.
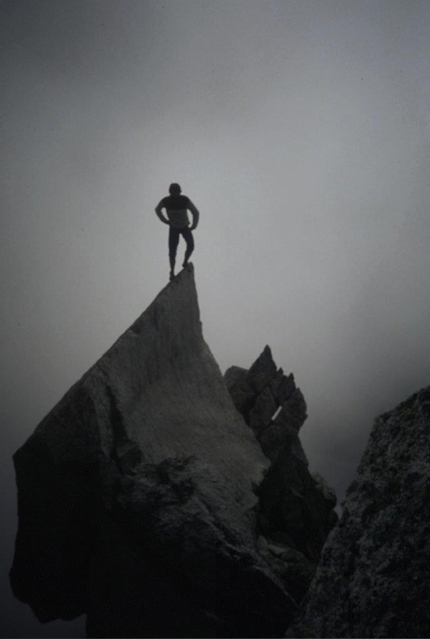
181, 228, 194, 267
168, 227, 180, 279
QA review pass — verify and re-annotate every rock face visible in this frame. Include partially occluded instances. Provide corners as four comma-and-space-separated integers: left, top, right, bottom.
225, 349, 338, 603
10, 265, 338, 638
287, 386, 430, 638
10, 265, 295, 638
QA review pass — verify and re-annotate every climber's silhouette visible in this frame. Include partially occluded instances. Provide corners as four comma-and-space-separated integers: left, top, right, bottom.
155, 183, 200, 280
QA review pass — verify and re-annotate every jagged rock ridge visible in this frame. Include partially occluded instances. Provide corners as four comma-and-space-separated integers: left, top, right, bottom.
225, 349, 338, 602
10, 264, 337, 638
287, 385, 430, 638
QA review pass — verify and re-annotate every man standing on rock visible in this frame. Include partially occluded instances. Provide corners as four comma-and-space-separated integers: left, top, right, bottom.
155, 183, 200, 280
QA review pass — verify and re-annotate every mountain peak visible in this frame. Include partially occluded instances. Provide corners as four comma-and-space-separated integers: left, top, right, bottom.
11, 265, 298, 637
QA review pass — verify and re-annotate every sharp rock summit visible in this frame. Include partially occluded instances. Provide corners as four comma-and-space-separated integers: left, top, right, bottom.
10, 265, 337, 637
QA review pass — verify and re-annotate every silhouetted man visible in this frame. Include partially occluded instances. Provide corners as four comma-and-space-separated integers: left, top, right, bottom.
155, 183, 200, 280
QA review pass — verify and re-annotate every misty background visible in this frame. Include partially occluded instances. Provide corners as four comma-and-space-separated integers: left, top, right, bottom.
2, 0, 430, 636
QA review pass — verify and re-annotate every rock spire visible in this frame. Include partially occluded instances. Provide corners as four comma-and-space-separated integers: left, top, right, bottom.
225, 347, 338, 603
10, 266, 295, 638
11, 265, 338, 638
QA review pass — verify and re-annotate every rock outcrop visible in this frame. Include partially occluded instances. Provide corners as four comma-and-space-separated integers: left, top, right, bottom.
225, 349, 338, 603
10, 264, 338, 638
10, 265, 295, 638
287, 385, 430, 638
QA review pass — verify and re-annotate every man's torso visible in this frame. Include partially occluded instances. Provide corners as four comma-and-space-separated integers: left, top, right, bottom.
161, 194, 190, 228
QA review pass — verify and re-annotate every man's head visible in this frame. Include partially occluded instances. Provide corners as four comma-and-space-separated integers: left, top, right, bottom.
169, 183, 182, 195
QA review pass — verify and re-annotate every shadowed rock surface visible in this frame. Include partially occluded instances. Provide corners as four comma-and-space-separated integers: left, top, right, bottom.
225, 350, 338, 603
10, 265, 298, 638
287, 385, 430, 638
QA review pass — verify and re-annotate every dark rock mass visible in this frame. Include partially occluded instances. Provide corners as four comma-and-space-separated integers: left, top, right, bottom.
10, 264, 337, 638
225, 349, 338, 603
287, 385, 430, 638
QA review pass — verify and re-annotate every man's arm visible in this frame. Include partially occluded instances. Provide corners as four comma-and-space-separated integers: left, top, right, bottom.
155, 200, 170, 224
187, 200, 200, 230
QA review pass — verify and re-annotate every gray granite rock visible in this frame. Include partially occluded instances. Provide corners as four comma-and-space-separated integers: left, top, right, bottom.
10, 265, 296, 638
225, 348, 338, 603
223, 365, 248, 390
247, 345, 278, 395
249, 386, 277, 437
287, 386, 430, 638
225, 349, 308, 460
257, 536, 316, 605
275, 387, 308, 433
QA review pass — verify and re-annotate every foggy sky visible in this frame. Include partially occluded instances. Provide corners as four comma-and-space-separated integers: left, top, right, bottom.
2, 1, 430, 636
